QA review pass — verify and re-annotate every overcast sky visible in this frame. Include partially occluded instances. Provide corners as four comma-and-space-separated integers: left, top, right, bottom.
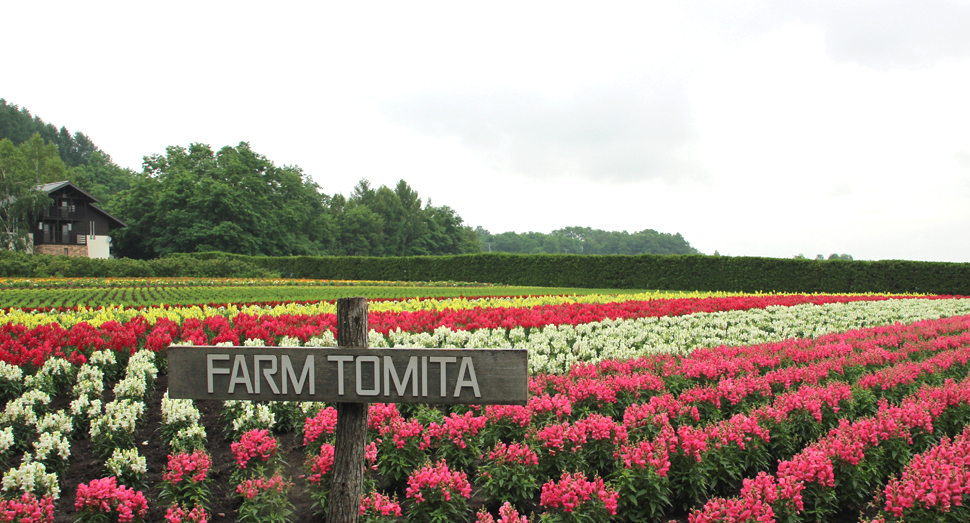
4, 1, 970, 262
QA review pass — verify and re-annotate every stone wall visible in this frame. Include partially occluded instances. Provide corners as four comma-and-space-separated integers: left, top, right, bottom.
33, 244, 89, 257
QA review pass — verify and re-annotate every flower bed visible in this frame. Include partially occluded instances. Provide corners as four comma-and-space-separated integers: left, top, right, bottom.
0, 291, 968, 521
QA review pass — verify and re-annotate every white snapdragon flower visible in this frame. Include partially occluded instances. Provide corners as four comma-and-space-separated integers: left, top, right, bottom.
307, 332, 336, 347
171, 424, 207, 451
88, 350, 117, 368
2, 390, 51, 426
36, 411, 73, 436
160, 391, 201, 427
230, 402, 275, 433
125, 351, 158, 383
90, 399, 143, 439
0, 361, 23, 383
72, 364, 104, 398
2, 460, 59, 500
106, 448, 147, 478
113, 375, 147, 401
32, 431, 70, 462
0, 427, 14, 455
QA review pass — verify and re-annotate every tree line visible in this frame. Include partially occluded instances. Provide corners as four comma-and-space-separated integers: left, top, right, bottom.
1, 98, 700, 260
475, 226, 699, 255
109, 142, 478, 258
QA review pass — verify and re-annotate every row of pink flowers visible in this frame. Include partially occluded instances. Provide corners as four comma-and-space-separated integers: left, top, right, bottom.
690, 376, 970, 522
879, 424, 970, 518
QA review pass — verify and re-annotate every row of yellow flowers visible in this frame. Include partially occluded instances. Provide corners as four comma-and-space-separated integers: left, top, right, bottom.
0, 290, 915, 330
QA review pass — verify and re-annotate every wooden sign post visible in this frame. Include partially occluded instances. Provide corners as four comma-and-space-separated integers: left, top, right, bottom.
167, 297, 529, 523
330, 297, 368, 523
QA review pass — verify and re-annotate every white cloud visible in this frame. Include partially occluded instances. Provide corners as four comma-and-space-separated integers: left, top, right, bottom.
384, 85, 706, 184
3, 1, 970, 262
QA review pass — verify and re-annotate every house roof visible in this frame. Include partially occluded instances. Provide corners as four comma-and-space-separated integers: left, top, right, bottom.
38, 180, 100, 203
37, 180, 127, 229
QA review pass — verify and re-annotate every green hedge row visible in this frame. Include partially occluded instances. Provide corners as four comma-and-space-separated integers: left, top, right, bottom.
188, 252, 970, 295
3, 251, 967, 295
0, 251, 277, 279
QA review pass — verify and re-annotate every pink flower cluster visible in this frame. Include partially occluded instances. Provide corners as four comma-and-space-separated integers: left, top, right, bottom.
881, 425, 970, 517
303, 406, 338, 447
405, 460, 472, 504
163, 450, 211, 484
617, 422, 676, 476
486, 442, 539, 467
691, 376, 970, 522
74, 477, 148, 523
379, 417, 431, 450
689, 472, 802, 523
235, 474, 289, 500
365, 441, 378, 470
427, 411, 488, 449
533, 421, 587, 455
484, 404, 531, 427
0, 492, 55, 523
164, 504, 208, 523
527, 393, 573, 421
540, 471, 618, 516
230, 429, 278, 469
575, 413, 628, 446
306, 443, 335, 484
367, 403, 401, 431
477, 502, 530, 523
359, 491, 402, 517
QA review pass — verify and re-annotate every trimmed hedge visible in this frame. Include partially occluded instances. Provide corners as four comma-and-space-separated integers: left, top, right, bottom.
2, 251, 967, 295
0, 251, 278, 279
187, 252, 970, 295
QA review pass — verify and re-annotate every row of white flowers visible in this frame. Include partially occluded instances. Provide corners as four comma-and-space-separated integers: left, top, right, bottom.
160, 385, 206, 452
248, 297, 970, 375
87, 350, 155, 481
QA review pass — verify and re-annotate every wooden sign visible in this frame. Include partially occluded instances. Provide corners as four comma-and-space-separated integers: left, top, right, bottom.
166, 345, 528, 405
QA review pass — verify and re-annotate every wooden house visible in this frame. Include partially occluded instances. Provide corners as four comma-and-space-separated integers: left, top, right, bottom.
31, 181, 126, 258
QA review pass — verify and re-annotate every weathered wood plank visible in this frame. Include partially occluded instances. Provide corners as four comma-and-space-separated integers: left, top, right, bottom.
166, 346, 528, 405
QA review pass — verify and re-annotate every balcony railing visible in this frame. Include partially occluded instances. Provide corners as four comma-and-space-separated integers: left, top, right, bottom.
36, 232, 90, 245
41, 206, 89, 220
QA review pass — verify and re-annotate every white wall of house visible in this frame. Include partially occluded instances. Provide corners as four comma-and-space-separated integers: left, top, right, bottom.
88, 235, 111, 259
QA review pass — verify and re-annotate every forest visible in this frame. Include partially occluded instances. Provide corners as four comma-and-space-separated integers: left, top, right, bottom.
0, 98, 698, 259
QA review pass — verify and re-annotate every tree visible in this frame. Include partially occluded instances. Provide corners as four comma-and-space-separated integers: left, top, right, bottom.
336, 206, 384, 256
69, 150, 137, 203
17, 134, 65, 184
0, 99, 103, 168
0, 138, 54, 251
109, 142, 335, 259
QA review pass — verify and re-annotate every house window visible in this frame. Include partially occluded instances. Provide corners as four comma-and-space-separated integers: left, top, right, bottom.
63, 248, 69, 256
89, 221, 96, 238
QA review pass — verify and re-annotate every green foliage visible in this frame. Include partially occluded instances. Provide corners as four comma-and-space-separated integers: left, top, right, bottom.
0, 250, 278, 280
0, 136, 58, 251
157, 252, 970, 295
610, 466, 672, 522
106, 141, 480, 260
0, 99, 102, 168
477, 225, 700, 255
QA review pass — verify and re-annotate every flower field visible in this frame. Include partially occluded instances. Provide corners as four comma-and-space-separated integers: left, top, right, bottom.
0, 282, 969, 522
0, 277, 652, 309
